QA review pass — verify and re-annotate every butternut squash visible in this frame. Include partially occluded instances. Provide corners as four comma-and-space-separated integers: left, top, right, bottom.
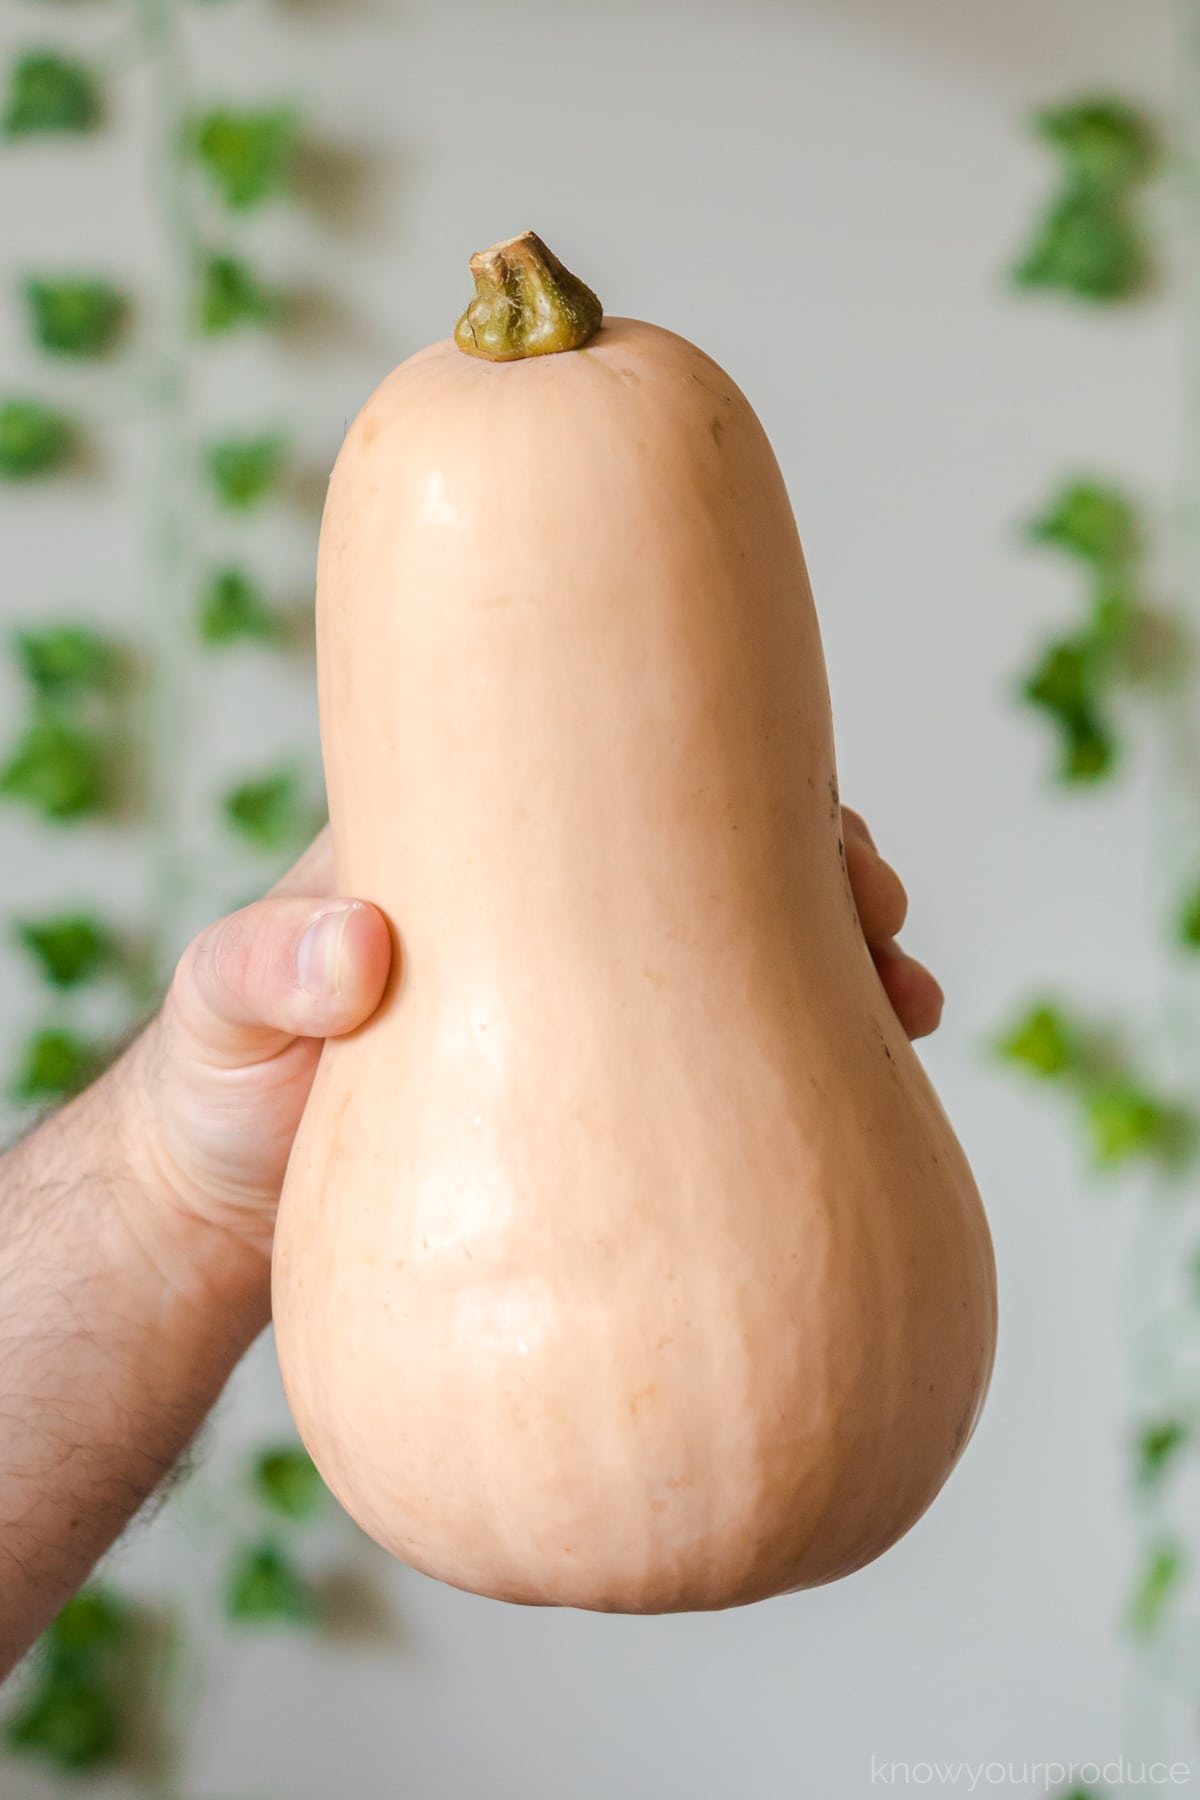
273, 232, 997, 1613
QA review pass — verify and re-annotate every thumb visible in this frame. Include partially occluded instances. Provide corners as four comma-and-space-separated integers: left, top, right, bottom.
167, 895, 393, 1069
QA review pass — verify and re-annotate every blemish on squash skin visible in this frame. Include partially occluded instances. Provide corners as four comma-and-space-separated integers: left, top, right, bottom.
710, 415, 725, 448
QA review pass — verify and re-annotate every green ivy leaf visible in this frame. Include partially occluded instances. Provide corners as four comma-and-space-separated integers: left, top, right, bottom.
1059, 714, 1117, 783
252, 1446, 326, 1521
4, 1588, 133, 1776
225, 1541, 316, 1625
206, 434, 287, 509
2, 51, 101, 137
25, 278, 127, 358
1128, 1540, 1184, 1638
11, 1028, 105, 1103
191, 106, 297, 210
1020, 637, 1118, 784
1022, 636, 1096, 718
48, 1590, 127, 1661
1136, 1419, 1188, 1486
1179, 882, 1200, 951
0, 714, 108, 820
15, 915, 116, 988
1014, 188, 1148, 303
198, 568, 281, 644
197, 253, 283, 336
1034, 97, 1158, 192
14, 625, 119, 695
1014, 98, 1156, 304
996, 1003, 1078, 1078
223, 769, 306, 851
1082, 1080, 1186, 1167
0, 399, 74, 480
1019, 486, 1145, 781
1027, 483, 1140, 570
4, 1677, 119, 1772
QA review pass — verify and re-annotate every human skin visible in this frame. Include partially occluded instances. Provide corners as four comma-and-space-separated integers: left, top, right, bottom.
0, 810, 939, 1676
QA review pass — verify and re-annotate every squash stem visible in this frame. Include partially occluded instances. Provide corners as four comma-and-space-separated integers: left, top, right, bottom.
454, 231, 603, 362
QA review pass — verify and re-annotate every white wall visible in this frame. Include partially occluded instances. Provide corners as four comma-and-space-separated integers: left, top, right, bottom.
0, 0, 1188, 1795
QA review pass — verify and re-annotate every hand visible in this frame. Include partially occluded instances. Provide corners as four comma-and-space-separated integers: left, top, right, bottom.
841, 807, 943, 1040
118, 829, 392, 1308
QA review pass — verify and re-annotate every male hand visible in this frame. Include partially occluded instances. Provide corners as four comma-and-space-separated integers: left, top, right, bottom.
118, 829, 391, 1307
842, 807, 943, 1041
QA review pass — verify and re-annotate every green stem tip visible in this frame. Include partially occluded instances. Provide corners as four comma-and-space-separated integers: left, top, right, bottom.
454, 230, 603, 362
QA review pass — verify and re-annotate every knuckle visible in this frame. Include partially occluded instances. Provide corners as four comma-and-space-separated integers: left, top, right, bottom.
184, 908, 262, 1012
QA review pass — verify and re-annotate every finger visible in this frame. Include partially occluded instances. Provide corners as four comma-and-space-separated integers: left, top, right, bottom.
845, 833, 909, 944
170, 895, 393, 1066
840, 806, 875, 850
270, 826, 335, 900
872, 941, 944, 1041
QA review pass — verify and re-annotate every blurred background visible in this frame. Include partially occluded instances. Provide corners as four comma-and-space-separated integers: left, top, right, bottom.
0, 0, 1194, 1795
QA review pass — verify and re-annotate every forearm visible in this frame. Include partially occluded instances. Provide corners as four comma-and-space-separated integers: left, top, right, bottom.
0, 1058, 269, 1675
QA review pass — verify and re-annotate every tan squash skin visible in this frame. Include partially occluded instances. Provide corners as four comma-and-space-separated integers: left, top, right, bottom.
273, 313, 998, 1614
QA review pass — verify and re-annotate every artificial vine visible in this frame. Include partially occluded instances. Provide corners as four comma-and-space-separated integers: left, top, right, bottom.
0, 0, 366, 1785
999, 76, 1200, 1792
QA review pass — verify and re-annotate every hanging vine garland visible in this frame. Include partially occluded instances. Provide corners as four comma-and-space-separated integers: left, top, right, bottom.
999, 60, 1200, 1795
0, 0, 377, 1785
